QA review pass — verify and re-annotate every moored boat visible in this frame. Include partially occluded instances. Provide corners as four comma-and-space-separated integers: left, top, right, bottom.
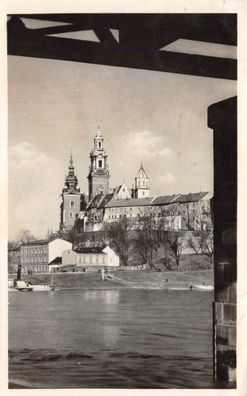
9, 264, 55, 292
193, 284, 214, 291
14, 280, 33, 292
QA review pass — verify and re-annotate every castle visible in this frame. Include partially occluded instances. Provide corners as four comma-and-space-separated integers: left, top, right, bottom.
60, 128, 212, 233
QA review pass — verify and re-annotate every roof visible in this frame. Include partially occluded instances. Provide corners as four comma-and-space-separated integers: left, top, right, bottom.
87, 193, 104, 209
152, 194, 179, 206
49, 256, 62, 264
98, 193, 114, 208
21, 237, 68, 246
21, 239, 49, 246
105, 197, 153, 208
113, 185, 122, 194
74, 246, 106, 254
173, 192, 209, 203
8, 246, 20, 252
136, 163, 148, 179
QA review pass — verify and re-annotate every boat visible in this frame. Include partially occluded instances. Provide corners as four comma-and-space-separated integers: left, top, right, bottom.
26, 282, 55, 291
14, 280, 33, 292
193, 284, 214, 291
9, 264, 55, 292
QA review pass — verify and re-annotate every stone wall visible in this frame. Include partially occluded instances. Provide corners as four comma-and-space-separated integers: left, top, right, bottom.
208, 96, 237, 386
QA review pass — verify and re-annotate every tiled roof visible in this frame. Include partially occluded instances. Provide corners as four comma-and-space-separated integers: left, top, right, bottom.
98, 193, 114, 208
152, 192, 210, 205
105, 197, 154, 208
21, 239, 49, 246
174, 192, 209, 203
74, 246, 106, 254
152, 194, 179, 206
87, 193, 104, 209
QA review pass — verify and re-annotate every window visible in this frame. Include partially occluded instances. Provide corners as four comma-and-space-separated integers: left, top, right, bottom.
70, 212, 73, 218
71, 201, 74, 208
99, 142, 101, 149
98, 160, 102, 168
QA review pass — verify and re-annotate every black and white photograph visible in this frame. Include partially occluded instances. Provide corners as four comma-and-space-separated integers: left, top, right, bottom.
1, 6, 243, 392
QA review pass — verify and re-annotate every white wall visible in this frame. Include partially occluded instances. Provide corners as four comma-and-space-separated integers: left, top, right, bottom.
48, 238, 72, 263
103, 246, 120, 266
62, 246, 119, 267
62, 249, 77, 266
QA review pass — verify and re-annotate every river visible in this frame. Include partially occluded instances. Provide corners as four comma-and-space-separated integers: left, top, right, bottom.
9, 288, 214, 388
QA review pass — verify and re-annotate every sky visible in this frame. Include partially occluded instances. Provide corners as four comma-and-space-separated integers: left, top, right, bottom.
8, 21, 236, 239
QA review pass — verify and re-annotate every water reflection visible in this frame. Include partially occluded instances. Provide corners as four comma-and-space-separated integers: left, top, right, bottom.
9, 289, 213, 388
84, 289, 120, 304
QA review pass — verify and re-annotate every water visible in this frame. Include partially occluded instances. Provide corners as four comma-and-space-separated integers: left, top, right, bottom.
9, 288, 214, 388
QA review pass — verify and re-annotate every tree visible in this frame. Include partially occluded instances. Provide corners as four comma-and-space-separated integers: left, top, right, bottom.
18, 229, 37, 244
134, 210, 159, 270
104, 217, 130, 266
46, 228, 54, 240
187, 214, 214, 263
167, 232, 183, 270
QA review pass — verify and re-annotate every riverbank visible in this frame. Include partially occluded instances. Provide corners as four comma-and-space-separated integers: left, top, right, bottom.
9, 269, 213, 290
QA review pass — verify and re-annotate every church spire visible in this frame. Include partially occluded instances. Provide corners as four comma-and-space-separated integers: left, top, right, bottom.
132, 163, 150, 198
63, 153, 80, 193
68, 152, 75, 175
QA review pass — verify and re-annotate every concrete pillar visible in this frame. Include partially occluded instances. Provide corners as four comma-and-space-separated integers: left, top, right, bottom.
208, 96, 237, 386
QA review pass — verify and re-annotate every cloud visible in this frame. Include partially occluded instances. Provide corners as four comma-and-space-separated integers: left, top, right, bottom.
9, 142, 52, 169
158, 172, 175, 184
122, 131, 172, 159
8, 143, 62, 239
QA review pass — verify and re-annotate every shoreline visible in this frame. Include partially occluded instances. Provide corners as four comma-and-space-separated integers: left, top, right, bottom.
8, 269, 214, 290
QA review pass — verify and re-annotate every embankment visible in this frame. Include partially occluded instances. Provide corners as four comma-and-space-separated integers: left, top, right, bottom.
9, 269, 213, 290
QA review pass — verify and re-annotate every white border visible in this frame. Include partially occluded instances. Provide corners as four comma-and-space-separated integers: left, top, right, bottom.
1, 1, 247, 395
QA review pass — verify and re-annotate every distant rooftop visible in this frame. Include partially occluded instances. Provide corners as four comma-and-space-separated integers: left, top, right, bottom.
105, 197, 154, 208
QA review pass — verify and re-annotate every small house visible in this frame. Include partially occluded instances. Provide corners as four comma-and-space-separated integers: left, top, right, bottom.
62, 245, 119, 269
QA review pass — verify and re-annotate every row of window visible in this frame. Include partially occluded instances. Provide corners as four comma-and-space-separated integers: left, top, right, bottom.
77, 255, 105, 264
137, 180, 148, 188
21, 247, 47, 255
21, 256, 47, 263
22, 265, 47, 273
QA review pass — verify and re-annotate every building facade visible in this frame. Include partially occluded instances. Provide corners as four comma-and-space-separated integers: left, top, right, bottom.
87, 127, 110, 202
20, 238, 72, 273
62, 245, 119, 268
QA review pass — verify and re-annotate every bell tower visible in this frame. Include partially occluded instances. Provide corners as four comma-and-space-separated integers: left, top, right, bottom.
60, 154, 82, 231
132, 163, 150, 198
88, 127, 110, 201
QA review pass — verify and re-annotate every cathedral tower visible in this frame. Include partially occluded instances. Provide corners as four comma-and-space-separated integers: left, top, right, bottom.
60, 154, 82, 231
132, 163, 150, 198
88, 127, 110, 201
